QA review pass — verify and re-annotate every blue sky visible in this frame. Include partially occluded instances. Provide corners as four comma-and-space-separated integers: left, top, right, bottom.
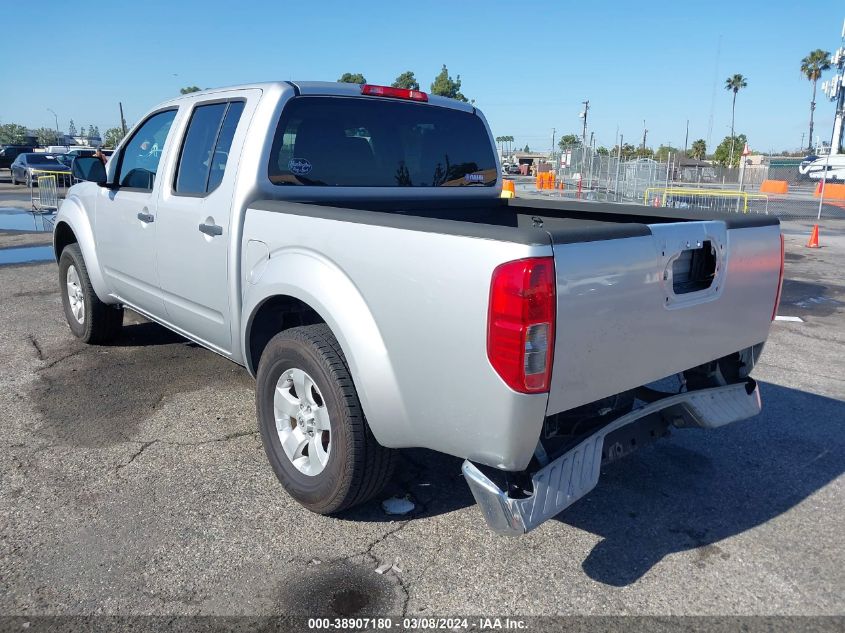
2, 0, 843, 153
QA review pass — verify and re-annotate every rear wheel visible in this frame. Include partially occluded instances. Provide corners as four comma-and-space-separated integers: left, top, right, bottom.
256, 324, 396, 514
58, 244, 123, 344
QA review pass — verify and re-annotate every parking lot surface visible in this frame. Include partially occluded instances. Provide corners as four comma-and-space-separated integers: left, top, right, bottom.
0, 178, 843, 617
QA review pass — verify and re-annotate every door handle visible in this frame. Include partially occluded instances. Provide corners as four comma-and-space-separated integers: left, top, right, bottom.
198, 222, 223, 237
137, 212, 154, 223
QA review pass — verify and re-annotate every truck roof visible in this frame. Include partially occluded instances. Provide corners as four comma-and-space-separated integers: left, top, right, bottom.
159, 81, 476, 113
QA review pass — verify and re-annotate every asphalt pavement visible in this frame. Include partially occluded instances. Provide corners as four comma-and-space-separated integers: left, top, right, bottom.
0, 178, 842, 618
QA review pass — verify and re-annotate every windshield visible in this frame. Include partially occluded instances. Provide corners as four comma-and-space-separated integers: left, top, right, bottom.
268, 96, 497, 187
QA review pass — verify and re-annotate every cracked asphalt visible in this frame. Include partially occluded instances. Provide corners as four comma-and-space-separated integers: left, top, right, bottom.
0, 180, 843, 617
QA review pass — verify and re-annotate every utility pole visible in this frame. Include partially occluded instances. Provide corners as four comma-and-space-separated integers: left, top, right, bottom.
47, 108, 59, 142
551, 128, 556, 157
580, 100, 589, 145
641, 120, 648, 152
684, 120, 689, 157
614, 134, 623, 201
119, 102, 127, 136
801, 132, 806, 152
823, 25, 845, 155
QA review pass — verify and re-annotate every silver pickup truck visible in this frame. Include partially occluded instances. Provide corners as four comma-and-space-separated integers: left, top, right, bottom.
57, 81, 784, 535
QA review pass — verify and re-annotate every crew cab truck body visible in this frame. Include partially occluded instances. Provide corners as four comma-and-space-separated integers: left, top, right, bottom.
57, 81, 784, 534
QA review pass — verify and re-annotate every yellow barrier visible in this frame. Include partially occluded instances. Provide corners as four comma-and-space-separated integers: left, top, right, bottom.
30, 169, 73, 213
643, 187, 770, 214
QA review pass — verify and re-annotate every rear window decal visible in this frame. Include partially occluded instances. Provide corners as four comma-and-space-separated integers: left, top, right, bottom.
288, 158, 312, 175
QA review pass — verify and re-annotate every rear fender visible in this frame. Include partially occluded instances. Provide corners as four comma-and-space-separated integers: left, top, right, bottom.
242, 247, 409, 447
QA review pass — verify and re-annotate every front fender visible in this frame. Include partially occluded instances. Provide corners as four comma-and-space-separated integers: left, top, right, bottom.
54, 193, 112, 303
242, 247, 410, 448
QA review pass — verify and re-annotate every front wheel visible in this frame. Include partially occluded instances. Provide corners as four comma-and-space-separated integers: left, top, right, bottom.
58, 244, 123, 344
256, 324, 396, 514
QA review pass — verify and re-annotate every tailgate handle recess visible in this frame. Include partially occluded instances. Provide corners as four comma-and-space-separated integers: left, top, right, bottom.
671, 240, 717, 295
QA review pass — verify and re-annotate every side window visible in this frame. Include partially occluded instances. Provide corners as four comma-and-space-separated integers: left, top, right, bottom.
207, 101, 245, 191
175, 101, 245, 195
175, 103, 226, 194
117, 110, 177, 190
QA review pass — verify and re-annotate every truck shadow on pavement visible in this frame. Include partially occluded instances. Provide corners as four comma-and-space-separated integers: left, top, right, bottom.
339, 382, 843, 592
32, 316, 844, 589
556, 381, 844, 586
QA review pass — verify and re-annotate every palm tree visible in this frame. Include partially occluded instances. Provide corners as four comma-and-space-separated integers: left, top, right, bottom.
690, 139, 707, 161
801, 49, 832, 152
724, 73, 748, 166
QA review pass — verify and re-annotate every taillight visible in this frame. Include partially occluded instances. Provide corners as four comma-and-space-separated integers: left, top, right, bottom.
487, 257, 556, 393
771, 233, 785, 321
361, 84, 428, 102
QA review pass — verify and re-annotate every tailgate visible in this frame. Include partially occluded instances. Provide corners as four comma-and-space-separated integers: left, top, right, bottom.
546, 219, 782, 415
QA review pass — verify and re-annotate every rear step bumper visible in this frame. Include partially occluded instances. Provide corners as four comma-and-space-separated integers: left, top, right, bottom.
462, 379, 761, 536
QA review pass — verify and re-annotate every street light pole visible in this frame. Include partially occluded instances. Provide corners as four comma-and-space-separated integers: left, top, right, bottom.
47, 108, 59, 143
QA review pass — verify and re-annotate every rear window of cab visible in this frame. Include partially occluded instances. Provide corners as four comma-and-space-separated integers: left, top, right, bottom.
268, 96, 497, 188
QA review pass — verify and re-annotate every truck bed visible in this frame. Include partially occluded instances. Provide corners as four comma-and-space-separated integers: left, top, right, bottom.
247, 196, 781, 467
258, 195, 778, 244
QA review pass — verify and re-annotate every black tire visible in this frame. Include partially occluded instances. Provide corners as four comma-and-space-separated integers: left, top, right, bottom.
10, 170, 16, 185
58, 243, 123, 344
256, 324, 396, 514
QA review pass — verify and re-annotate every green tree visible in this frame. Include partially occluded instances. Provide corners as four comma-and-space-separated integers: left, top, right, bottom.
391, 71, 419, 90
635, 146, 654, 159
337, 72, 367, 84
655, 144, 679, 161
89, 125, 100, 139
430, 65, 467, 102
0, 123, 28, 144
610, 143, 638, 160
557, 134, 581, 150
68, 119, 77, 136
713, 134, 747, 168
34, 127, 58, 146
523, 144, 530, 152
596, 146, 609, 156
103, 127, 126, 149
180, 86, 201, 94
689, 139, 707, 160
801, 49, 832, 151
724, 73, 748, 165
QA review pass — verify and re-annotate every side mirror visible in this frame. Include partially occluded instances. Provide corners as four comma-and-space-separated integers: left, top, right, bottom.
71, 156, 107, 185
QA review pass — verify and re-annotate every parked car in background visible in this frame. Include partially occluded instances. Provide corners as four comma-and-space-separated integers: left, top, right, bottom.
10, 153, 71, 186
57, 148, 97, 168
0, 145, 35, 170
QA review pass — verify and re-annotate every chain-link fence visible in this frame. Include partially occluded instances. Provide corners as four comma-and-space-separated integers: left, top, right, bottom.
514, 146, 845, 220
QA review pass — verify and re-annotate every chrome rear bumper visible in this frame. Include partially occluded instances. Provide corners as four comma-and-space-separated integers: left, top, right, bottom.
462, 380, 761, 536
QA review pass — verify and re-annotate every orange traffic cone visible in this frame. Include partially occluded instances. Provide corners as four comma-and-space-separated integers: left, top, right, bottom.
806, 224, 820, 248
